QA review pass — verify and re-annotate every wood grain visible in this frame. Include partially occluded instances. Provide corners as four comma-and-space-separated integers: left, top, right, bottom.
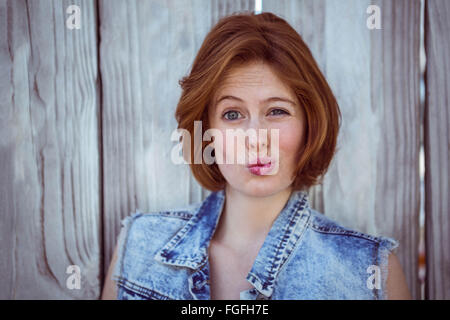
424, 0, 450, 300
3, 0, 441, 300
0, 0, 101, 299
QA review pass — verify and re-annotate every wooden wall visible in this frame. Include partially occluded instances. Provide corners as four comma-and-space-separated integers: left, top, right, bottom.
0, 0, 100, 299
424, 0, 450, 300
0, 0, 448, 300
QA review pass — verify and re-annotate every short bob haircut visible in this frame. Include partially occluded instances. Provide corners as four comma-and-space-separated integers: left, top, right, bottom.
175, 11, 341, 192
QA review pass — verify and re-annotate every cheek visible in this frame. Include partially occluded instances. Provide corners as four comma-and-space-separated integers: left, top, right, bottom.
275, 121, 305, 160
215, 128, 233, 158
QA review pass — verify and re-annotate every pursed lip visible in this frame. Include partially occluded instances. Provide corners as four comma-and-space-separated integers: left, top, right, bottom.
246, 157, 272, 168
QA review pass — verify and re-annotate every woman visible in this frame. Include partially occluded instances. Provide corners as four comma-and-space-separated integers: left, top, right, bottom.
102, 12, 411, 300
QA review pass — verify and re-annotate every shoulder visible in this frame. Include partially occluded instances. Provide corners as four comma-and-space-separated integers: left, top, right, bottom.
118, 201, 202, 242
112, 201, 203, 286
307, 207, 399, 252
305, 207, 400, 271
300, 207, 401, 299
127, 201, 202, 222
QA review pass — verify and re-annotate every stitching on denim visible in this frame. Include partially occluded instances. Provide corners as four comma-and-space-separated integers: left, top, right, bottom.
116, 277, 173, 300
149, 211, 193, 220
373, 241, 380, 300
160, 218, 197, 257
280, 200, 310, 267
310, 218, 389, 241
190, 259, 211, 292
277, 207, 311, 278
265, 195, 307, 289
120, 285, 151, 300
163, 255, 207, 265
159, 192, 224, 265
266, 200, 302, 281
310, 225, 387, 244
159, 197, 210, 256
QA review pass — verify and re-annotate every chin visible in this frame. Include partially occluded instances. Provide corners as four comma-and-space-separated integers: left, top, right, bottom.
230, 177, 289, 198
220, 165, 293, 198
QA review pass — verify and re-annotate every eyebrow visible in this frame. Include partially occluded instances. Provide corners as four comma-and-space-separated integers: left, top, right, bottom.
215, 95, 297, 106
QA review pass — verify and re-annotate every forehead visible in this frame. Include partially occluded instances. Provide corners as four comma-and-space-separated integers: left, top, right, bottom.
213, 62, 294, 100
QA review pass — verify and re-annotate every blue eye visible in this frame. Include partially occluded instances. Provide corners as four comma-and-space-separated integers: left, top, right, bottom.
223, 110, 242, 121
269, 108, 289, 116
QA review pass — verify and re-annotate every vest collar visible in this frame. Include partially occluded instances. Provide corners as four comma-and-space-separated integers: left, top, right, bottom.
154, 188, 311, 297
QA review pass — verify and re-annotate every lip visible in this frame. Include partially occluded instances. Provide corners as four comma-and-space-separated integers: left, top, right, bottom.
246, 157, 275, 175
246, 157, 272, 168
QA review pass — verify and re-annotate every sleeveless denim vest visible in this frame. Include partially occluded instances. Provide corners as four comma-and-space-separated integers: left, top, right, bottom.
112, 189, 399, 300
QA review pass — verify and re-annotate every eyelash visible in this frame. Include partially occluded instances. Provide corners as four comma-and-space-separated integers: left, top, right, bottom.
222, 108, 290, 121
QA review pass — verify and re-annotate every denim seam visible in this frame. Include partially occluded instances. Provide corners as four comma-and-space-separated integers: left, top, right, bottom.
265, 195, 307, 289
373, 241, 380, 300
160, 221, 195, 257
310, 225, 387, 244
277, 209, 311, 279
159, 199, 208, 257
158, 194, 220, 265
270, 203, 310, 299
116, 277, 173, 300
280, 201, 310, 268
278, 200, 309, 273
149, 211, 193, 220
163, 256, 207, 264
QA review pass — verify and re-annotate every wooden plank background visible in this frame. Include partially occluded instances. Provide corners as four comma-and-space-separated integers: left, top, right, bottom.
0, 0, 100, 299
0, 0, 447, 300
424, 0, 450, 300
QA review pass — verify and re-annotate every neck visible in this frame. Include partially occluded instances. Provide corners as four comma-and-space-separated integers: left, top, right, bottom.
212, 185, 293, 251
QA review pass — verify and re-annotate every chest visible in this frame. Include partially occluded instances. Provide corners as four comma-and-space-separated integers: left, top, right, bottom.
207, 241, 257, 300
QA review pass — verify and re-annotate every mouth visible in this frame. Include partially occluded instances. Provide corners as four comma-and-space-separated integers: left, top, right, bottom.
246, 158, 275, 176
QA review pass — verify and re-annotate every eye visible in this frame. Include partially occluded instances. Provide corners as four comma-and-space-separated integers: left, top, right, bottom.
268, 108, 289, 116
222, 110, 243, 121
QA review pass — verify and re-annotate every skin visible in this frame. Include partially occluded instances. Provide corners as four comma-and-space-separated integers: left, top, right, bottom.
207, 61, 307, 299
101, 244, 119, 300
386, 252, 413, 299
101, 61, 412, 300
208, 62, 307, 233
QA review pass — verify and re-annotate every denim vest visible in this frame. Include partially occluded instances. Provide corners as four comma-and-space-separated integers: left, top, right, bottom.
112, 189, 399, 300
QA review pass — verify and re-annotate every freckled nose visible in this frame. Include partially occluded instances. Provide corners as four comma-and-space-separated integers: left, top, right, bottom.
245, 121, 270, 154
247, 135, 267, 150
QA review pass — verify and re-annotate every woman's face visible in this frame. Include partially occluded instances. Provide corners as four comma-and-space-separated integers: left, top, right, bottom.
208, 61, 306, 197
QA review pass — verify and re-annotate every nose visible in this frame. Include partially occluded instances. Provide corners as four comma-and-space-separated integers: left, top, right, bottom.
246, 132, 268, 152
245, 119, 270, 155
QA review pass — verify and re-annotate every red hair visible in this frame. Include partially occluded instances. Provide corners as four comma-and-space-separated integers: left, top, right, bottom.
175, 11, 341, 191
